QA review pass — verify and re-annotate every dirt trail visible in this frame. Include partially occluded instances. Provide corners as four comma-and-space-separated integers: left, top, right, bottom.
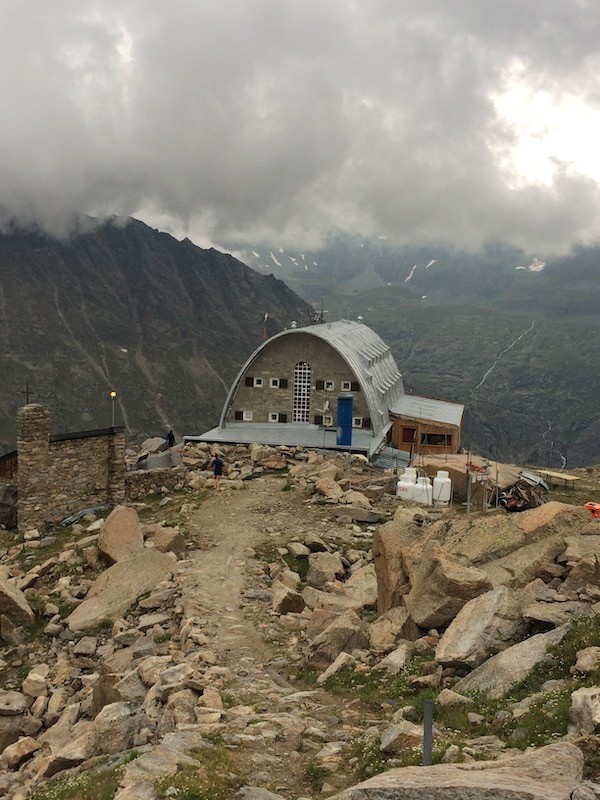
177, 477, 280, 663
172, 476, 364, 795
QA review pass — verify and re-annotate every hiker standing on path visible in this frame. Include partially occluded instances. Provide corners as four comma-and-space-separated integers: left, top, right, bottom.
167, 429, 175, 450
213, 452, 224, 490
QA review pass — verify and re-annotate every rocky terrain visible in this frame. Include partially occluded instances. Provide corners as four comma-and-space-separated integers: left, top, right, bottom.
0, 446, 600, 798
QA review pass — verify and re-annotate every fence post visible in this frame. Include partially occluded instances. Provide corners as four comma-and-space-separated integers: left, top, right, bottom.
422, 698, 433, 766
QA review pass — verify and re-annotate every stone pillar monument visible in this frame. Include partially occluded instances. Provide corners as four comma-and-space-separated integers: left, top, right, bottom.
17, 404, 51, 531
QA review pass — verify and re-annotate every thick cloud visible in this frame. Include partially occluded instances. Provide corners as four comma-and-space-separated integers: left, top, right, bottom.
1, 0, 600, 251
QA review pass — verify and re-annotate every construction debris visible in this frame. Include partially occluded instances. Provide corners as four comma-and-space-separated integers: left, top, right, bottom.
498, 470, 549, 512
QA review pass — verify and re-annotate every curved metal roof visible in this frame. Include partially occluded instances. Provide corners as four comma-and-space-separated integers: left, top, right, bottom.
219, 320, 404, 435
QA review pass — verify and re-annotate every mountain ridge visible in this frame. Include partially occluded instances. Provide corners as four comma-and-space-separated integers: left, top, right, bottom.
0, 218, 312, 452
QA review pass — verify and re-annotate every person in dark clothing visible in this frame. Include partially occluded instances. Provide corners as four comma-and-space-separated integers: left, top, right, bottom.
213, 452, 224, 490
166, 429, 175, 450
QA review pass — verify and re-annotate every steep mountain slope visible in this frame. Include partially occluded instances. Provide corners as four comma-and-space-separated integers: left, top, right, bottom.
333, 286, 600, 467
0, 219, 312, 452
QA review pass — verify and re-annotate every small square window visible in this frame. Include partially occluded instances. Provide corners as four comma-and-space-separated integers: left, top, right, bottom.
325, 380, 334, 391
254, 377, 263, 387
351, 381, 360, 392
234, 410, 243, 421
243, 411, 253, 421
314, 414, 323, 425
353, 416, 363, 428
270, 378, 279, 388
278, 413, 287, 423
244, 376, 254, 387
341, 381, 351, 391
315, 380, 325, 390
269, 412, 279, 422
324, 414, 333, 426
279, 378, 288, 389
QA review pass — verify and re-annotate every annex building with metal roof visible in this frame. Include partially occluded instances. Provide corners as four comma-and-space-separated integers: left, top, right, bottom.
186, 319, 464, 459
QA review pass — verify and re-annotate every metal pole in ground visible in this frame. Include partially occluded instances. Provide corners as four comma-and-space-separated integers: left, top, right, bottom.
422, 698, 433, 766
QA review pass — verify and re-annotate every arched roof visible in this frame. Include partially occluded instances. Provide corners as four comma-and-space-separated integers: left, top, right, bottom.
219, 320, 405, 435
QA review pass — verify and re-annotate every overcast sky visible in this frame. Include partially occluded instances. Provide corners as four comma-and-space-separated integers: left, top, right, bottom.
2, 0, 600, 253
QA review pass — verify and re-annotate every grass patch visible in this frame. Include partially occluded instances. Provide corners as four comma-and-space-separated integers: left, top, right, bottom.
221, 691, 238, 709
347, 735, 448, 781
323, 653, 436, 712
304, 759, 330, 791
155, 740, 239, 800
84, 618, 113, 636
29, 764, 124, 800
0, 661, 30, 691
283, 553, 309, 581
510, 614, 600, 698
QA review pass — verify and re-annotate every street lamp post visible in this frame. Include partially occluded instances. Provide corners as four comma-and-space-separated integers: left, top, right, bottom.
110, 391, 117, 427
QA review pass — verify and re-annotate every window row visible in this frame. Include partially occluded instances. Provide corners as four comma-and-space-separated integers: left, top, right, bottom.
315, 380, 360, 392
244, 376, 289, 389
234, 411, 367, 428
243, 376, 360, 392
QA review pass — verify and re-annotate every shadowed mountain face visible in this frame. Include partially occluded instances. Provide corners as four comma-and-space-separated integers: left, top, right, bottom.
0, 218, 312, 450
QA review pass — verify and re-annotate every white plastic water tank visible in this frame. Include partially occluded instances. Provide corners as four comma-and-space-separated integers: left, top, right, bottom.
433, 470, 452, 507
413, 476, 433, 506
396, 468, 417, 500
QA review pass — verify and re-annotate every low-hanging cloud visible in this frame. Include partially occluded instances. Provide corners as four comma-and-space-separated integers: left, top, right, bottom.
2, 0, 600, 253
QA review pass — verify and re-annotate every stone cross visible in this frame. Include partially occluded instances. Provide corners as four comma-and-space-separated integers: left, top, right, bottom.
21, 382, 34, 404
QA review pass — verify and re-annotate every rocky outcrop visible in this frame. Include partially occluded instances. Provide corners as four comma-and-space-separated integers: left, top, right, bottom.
98, 505, 144, 564
328, 742, 584, 800
0, 570, 35, 627
435, 587, 526, 668
454, 626, 570, 699
305, 610, 370, 670
369, 606, 420, 653
66, 550, 175, 631
404, 547, 493, 629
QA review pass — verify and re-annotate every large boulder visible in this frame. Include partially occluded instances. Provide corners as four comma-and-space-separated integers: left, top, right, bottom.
570, 687, 600, 734
66, 550, 175, 631
314, 477, 344, 501
480, 534, 566, 588
523, 600, 592, 628
370, 606, 420, 653
327, 742, 583, 800
435, 587, 527, 668
271, 581, 305, 615
404, 547, 493, 629
306, 552, 345, 588
98, 505, 144, 564
0, 569, 35, 627
305, 610, 369, 670
341, 490, 371, 510
145, 525, 185, 557
140, 437, 167, 454
372, 511, 420, 613
454, 625, 570, 699
341, 564, 378, 610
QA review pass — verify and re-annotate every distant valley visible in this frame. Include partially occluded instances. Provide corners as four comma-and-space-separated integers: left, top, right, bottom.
232, 236, 600, 467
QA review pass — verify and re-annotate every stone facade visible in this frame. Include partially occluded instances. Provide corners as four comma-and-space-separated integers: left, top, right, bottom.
17, 405, 126, 531
228, 332, 370, 427
125, 466, 186, 501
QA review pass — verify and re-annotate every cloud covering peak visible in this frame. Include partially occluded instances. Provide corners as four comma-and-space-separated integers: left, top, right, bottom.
2, 1, 600, 252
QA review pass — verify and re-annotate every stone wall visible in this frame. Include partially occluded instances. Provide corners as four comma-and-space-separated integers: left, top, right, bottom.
125, 466, 187, 501
17, 404, 126, 531
228, 332, 370, 425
